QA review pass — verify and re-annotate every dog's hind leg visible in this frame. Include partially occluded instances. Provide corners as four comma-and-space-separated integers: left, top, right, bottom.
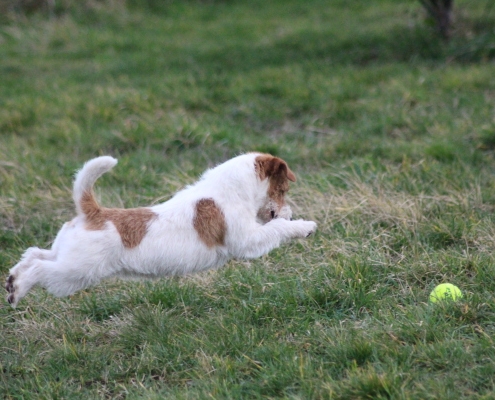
6, 259, 52, 307
5, 247, 56, 296
11, 247, 56, 271
7, 256, 108, 307
5, 222, 72, 300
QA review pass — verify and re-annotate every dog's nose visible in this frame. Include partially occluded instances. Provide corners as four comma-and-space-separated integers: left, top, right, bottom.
270, 211, 276, 219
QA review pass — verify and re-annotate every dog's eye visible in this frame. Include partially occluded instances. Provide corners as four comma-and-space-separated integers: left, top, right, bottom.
270, 211, 275, 219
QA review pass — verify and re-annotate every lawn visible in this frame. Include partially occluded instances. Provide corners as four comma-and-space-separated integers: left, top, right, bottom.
1, 0, 495, 398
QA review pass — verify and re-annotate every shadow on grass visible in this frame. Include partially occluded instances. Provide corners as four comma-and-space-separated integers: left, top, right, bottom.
109, 21, 495, 80
196, 28, 445, 71
202, 27, 493, 71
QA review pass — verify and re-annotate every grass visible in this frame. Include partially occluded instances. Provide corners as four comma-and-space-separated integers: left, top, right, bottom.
2, 0, 495, 398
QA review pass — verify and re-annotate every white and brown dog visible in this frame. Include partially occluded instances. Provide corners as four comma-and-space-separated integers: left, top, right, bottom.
5, 153, 317, 307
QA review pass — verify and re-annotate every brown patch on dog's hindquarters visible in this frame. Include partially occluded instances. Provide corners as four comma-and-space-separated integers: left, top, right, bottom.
194, 198, 227, 247
81, 191, 157, 248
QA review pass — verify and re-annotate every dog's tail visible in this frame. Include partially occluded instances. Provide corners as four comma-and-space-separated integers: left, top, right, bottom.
73, 156, 118, 216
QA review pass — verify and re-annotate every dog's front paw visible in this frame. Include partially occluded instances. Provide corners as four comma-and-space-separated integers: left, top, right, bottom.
292, 220, 317, 238
305, 221, 317, 237
304, 220, 317, 237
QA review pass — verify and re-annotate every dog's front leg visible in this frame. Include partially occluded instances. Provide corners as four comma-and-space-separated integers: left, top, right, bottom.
231, 218, 317, 259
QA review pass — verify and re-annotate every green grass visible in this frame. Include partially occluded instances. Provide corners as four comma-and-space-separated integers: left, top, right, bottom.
2, 0, 495, 398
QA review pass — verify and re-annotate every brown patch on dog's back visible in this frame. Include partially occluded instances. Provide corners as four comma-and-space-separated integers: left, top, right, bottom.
194, 198, 226, 248
81, 190, 157, 248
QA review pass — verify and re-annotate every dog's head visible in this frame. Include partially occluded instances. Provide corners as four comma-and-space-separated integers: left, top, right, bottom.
255, 154, 296, 223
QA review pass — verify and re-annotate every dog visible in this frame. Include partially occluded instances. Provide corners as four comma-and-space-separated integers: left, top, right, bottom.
5, 152, 317, 307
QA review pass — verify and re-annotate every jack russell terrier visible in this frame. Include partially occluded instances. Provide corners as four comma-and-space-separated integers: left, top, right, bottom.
5, 153, 317, 307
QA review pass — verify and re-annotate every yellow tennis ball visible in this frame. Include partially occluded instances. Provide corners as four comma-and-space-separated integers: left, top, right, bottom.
429, 283, 462, 303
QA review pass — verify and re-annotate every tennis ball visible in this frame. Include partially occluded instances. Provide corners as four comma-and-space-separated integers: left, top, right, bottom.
429, 283, 462, 303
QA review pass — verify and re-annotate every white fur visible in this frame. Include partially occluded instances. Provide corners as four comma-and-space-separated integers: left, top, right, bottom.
6, 153, 317, 307
73, 156, 117, 215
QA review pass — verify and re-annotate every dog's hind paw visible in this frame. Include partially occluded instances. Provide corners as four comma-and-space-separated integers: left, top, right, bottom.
5, 275, 18, 307
5, 275, 14, 293
7, 293, 15, 305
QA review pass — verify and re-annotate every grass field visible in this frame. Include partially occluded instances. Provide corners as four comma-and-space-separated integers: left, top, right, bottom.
2, 0, 495, 398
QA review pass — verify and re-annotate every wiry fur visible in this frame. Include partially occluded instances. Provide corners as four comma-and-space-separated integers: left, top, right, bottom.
5, 153, 317, 307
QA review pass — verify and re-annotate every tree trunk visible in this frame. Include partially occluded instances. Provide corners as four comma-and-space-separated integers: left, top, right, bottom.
419, 0, 454, 40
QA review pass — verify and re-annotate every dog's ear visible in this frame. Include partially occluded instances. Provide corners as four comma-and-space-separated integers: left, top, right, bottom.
273, 158, 296, 182
256, 155, 296, 182
281, 162, 297, 182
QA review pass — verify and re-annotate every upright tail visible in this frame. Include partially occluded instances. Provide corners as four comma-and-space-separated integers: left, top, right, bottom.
73, 156, 118, 216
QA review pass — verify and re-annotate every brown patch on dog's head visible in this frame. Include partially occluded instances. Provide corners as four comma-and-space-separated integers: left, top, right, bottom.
82, 190, 157, 248
194, 198, 227, 247
255, 154, 296, 183
255, 154, 295, 222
